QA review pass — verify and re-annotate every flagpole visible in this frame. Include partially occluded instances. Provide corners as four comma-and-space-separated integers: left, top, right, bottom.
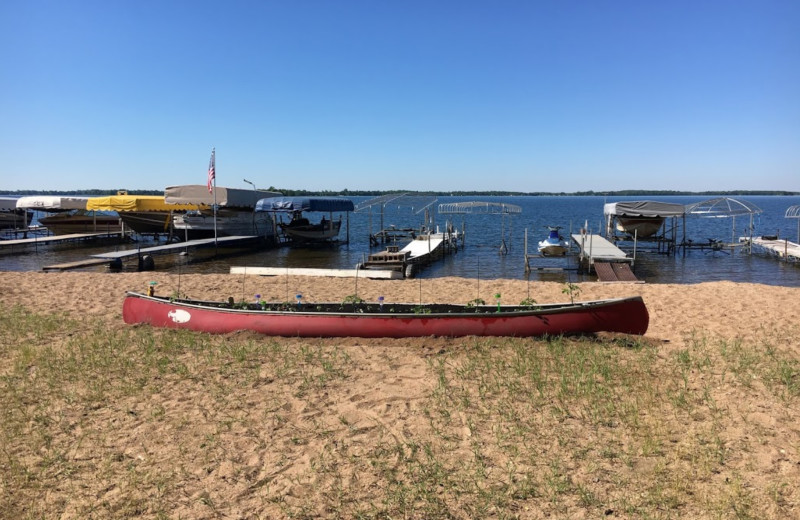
213, 155, 217, 248
207, 147, 218, 248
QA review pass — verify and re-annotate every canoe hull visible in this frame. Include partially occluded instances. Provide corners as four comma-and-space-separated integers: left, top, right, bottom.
123, 293, 649, 338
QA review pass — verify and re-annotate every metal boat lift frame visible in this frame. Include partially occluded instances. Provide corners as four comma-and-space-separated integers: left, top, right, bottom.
355, 193, 438, 246
438, 201, 522, 255
685, 197, 762, 254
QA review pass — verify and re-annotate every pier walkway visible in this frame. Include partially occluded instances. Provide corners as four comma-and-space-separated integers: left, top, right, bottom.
570, 233, 641, 282
41, 235, 262, 271
91, 235, 259, 261
0, 231, 125, 252
571, 233, 630, 263
360, 231, 460, 278
748, 236, 800, 263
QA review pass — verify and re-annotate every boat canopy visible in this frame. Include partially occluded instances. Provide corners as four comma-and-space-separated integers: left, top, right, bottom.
685, 197, 762, 218
603, 200, 686, 218
255, 197, 354, 213
15, 196, 89, 211
164, 185, 282, 208
0, 197, 22, 211
87, 195, 198, 212
786, 205, 800, 219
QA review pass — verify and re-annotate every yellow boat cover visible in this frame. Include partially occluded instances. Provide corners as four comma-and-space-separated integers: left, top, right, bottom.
86, 195, 198, 212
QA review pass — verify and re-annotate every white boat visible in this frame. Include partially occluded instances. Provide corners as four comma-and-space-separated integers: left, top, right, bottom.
16, 195, 122, 235
172, 208, 274, 240
165, 185, 282, 241
255, 196, 354, 244
86, 194, 199, 236
538, 226, 569, 256
604, 201, 686, 239
280, 216, 342, 242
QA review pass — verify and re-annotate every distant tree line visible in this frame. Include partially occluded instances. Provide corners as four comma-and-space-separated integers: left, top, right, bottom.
3, 188, 798, 197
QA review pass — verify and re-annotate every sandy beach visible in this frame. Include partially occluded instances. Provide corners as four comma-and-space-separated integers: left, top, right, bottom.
2, 271, 799, 518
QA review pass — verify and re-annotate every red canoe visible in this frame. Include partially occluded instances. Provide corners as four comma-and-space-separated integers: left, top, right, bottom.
122, 292, 649, 338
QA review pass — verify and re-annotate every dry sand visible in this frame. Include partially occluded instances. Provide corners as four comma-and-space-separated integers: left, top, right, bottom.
1, 271, 799, 518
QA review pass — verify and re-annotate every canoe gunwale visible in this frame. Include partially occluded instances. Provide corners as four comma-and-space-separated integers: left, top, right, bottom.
124, 291, 644, 319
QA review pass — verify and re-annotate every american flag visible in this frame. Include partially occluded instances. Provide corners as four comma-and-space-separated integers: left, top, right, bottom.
207, 148, 216, 193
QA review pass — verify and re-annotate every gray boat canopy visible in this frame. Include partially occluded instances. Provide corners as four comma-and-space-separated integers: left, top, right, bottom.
255, 197, 354, 213
603, 200, 686, 217
164, 185, 282, 208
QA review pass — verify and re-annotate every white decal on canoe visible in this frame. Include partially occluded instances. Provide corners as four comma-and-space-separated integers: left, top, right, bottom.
167, 309, 191, 324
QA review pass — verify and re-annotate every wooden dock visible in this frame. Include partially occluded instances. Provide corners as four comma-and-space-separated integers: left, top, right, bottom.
571, 233, 631, 263
748, 236, 800, 262
42, 258, 116, 272
91, 235, 260, 261
39, 235, 263, 271
0, 231, 124, 251
360, 231, 460, 278
230, 266, 402, 279
570, 233, 641, 282
593, 262, 642, 283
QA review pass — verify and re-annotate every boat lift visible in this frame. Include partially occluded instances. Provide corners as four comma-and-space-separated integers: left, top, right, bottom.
685, 197, 762, 254
355, 193, 438, 246
785, 205, 800, 244
437, 201, 522, 254
603, 200, 686, 256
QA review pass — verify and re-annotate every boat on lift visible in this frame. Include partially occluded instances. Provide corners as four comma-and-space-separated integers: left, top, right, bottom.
255, 196, 354, 244
0, 197, 33, 230
86, 193, 199, 237
16, 195, 123, 235
538, 226, 569, 256
165, 185, 282, 241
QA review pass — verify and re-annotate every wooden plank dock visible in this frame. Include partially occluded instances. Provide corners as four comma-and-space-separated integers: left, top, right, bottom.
39, 235, 263, 271
360, 231, 460, 278
570, 233, 641, 282
91, 235, 260, 260
42, 258, 116, 272
0, 231, 124, 251
593, 262, 642, 283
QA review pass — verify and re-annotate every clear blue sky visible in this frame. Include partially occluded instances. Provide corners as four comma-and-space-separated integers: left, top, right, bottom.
2, 0, 798, 192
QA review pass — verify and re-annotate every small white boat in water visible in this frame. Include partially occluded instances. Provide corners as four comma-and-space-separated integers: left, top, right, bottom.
538, 226, 569, 256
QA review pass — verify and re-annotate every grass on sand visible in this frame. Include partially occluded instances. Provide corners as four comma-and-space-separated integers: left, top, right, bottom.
1, 302, 798, 518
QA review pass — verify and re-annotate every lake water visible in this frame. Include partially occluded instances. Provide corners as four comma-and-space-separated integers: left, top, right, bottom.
3, 195, 800, 286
